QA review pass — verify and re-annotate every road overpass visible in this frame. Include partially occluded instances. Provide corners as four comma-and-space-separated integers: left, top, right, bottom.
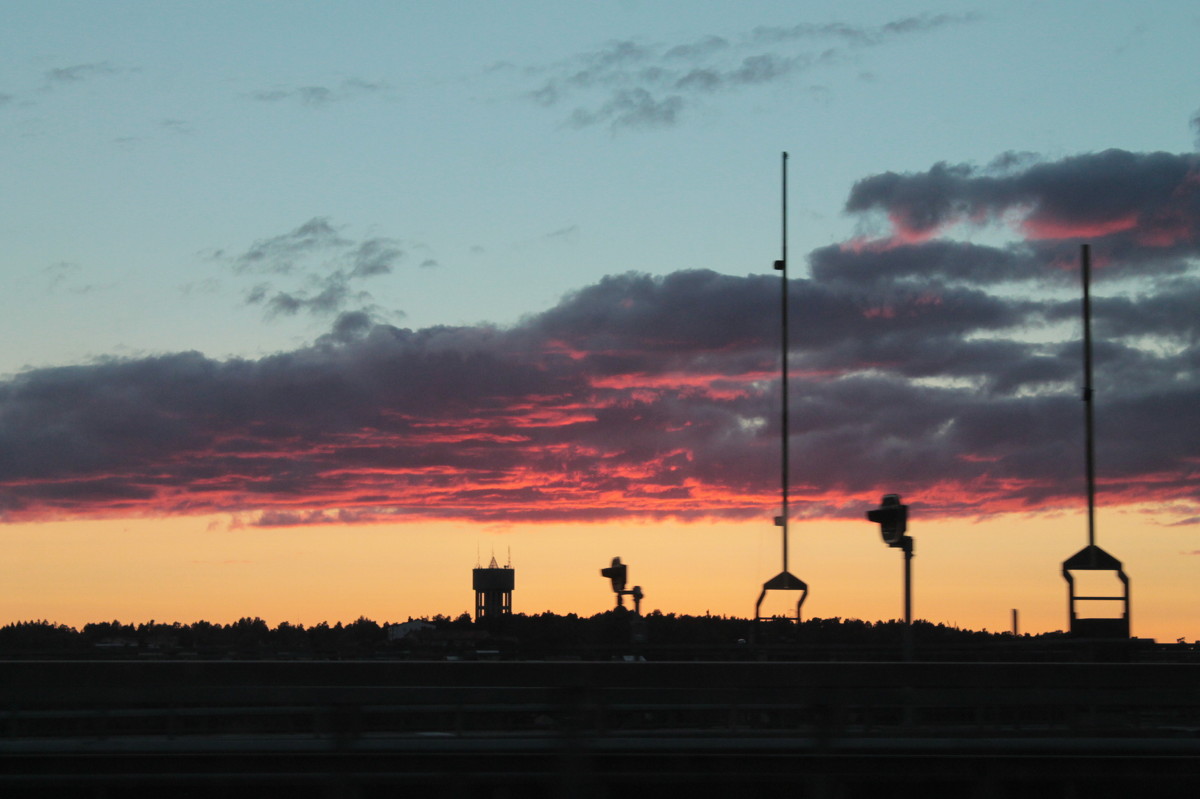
2, 660, 1198, 797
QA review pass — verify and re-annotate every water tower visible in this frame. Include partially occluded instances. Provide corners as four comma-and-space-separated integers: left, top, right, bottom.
473, 553, 514, 621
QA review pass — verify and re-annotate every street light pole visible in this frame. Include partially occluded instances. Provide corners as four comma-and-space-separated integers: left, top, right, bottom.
902, 535, 913, 626
901, 534, 914, 661
867, 493, 914, 660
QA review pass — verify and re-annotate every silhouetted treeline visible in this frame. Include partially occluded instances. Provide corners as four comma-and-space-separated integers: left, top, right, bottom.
0, 611, 1041, 660
0, 616, 391, 658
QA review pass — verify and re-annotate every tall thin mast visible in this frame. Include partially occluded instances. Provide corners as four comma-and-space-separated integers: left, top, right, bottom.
754, 152, 806, 624
779, 151, 790, 571
1060, 243, 1130, 638
1081, 243, 1096, 547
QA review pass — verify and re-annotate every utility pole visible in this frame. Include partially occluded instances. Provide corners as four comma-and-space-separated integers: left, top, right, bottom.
754, 152, 808, 624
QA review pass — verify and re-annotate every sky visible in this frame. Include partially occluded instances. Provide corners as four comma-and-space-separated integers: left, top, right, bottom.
1, 0, 1198, 641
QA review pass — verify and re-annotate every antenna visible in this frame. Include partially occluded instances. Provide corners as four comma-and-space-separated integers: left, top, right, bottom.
1081, 243, 1097, 548
754, 152, 807, 623
779, 150, 790, 571
1061, 243, 1130, 638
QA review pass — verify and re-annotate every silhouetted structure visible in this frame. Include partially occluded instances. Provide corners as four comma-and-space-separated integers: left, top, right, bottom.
473, 554, 514, 621
1062, 244, 1130, 638
1063, 545, 1130, 638
867, 493, 915, 659
600, 556, 643, 614
756, 151, 808, 623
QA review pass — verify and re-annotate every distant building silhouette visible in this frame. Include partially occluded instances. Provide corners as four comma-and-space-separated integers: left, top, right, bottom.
473, 554, 514, 621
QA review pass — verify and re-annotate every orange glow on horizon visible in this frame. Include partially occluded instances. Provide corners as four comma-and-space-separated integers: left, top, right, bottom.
1, 511, 1195, 644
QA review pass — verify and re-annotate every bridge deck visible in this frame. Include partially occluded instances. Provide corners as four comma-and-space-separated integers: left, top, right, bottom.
2, 661, 1198, 797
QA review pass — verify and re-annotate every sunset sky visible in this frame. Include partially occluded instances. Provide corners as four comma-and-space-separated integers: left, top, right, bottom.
2, 1, 1198, 641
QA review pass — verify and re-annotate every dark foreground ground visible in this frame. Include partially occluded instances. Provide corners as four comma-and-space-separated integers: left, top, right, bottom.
2, 658, 1198, 798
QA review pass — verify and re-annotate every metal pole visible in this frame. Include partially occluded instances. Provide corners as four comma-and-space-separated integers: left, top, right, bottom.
779, 151, 790, 572
754, 152, 807, 626
902, 537, 914, 661
903, 544, 912, 625
1082, 243, 1096, 548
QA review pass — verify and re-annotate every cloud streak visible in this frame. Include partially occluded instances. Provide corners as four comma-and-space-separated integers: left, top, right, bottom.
250, 78, 388, 107
520, 14, 977, 130
42, 62, 125, 87
1, 149, 1197, 527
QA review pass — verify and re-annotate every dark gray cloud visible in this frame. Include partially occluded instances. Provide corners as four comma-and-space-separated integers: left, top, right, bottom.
844, 150, 1200, 258
811, 240, 1037, 287
41, 262, 112, 296
250, 78, 387, 107
349, 238, 405, 278
42, 62, 124, 87
231, 218, 349, 275
214, 219, 419, 319
161, 118, 193, 135
545, 225, 579, 241
567, 88, 684, 129
2, 148, 1196, 526
750, 14, 975, 46
248, 280, 368, 319
42, 262, 81, 292
521, 14, 977, 130
664, 35, 730, 61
